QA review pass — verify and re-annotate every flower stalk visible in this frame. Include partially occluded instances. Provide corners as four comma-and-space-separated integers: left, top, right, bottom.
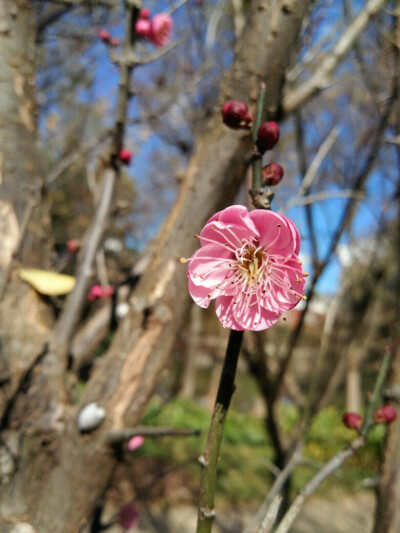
196, 329, 243, 533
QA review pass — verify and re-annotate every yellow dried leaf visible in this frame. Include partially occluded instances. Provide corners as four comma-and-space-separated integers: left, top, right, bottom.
18, 268, 75, 296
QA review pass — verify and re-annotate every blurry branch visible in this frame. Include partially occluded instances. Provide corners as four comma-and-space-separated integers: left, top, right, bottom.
46, 132, 111, 185
274, 436, 366, 533
283, 189, 365, 211
53, 2, 140, 350
167, 0, 190, 15
274, 85, 395, 400
123, 40, 181, 66
286, 21, 342, 84
244, 444, 303, 533
295, 113, 318, 266
283, 0, 389, 114
298, 127, 340, 196
274, 347, 393, 533
257, 496, 282, 533
36, 0, 116, 37
105, 426, 201, 445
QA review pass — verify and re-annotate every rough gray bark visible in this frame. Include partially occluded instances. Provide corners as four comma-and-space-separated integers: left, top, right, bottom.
0, 1, 53, 419
0, 1, 309, 531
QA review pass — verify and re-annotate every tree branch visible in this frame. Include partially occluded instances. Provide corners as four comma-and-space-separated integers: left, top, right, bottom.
283, 0, 389, 114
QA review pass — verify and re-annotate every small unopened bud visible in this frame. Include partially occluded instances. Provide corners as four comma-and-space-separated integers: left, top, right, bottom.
262, 163, 284, 186
139, 8, 151, 19
110, 37, 120, 47
373, 405, 397, 424
66, 239, 80, 253
135, 18, 152, 38
98, 28, 111, 43
342, 412, 363, 430
257, 121, 280, 152
222, 100, 252, 129
119, 149, 132, 165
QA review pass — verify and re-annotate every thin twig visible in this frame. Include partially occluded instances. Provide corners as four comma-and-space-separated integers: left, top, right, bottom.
106, 425, 201, 445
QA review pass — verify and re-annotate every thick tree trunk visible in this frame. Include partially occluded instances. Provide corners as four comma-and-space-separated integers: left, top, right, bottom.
0, 1, 53, 417
0, 1, 309, 531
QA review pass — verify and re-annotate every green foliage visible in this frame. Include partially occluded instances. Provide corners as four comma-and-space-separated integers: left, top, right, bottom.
132, 399, 384, 505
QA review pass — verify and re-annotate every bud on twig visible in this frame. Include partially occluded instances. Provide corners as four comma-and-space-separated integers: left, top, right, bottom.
262, 163, 284, 186
342, 412, 363, 430
119, 149, 132, 165
222, 100, 252, 129
373, 405, 397, 424
257, 121, 280, 152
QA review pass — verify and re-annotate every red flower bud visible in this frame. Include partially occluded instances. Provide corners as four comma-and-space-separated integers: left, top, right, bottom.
119, 149, 132, 165
222, 100, 252, 129
135, 18, 152, 38
257, 121, 280, 152
262, 163, 284, 186
139, 8, 151, 19
66, 239, 80, 253
98, 29, 111, 43
342, 412, 363, 430
110, 37, 120, 47
373, 405, 397, 424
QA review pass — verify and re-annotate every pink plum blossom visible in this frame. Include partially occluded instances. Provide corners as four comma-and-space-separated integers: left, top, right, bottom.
127, 435, 145, 451
183, 205, 307, 331
135, 18, 152, 38
150, 14, 172, 47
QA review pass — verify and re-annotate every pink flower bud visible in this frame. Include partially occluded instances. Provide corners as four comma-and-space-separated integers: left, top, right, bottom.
262, 163, 284, 186
118, 504, 139, 530
150, 14, 173, 48
88, 285, 103, 301
66, 239, 80, 253
135, 18, 152, 38
342, 412, 363, 430
221, 100, 251, 129
110, 37, 120, 47
97, 28, 111, 43
119, 149, 132, 165
257, 121, 280, 152
373, 405, 397, 424
139, 8, 151, 19
127, 435, 145, 451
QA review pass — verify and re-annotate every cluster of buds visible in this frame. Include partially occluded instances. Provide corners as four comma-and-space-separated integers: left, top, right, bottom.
97, 29, 120, 47
221, 99, 284, 187
135, 9, 173, 48
88, 284, 114, 302
342, 405, 397, 430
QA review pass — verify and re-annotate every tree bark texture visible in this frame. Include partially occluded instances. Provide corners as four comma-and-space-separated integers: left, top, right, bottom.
0, 1, 53, 420
0, 1, 309, 531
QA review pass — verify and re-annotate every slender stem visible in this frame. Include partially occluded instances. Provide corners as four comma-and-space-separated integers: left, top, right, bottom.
196, 330, 244, 533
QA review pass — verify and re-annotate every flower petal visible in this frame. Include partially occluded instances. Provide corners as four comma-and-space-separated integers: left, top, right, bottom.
188, 244, 234, 288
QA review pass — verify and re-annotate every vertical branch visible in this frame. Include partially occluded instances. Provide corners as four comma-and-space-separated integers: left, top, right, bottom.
54, 1, 140, 349
196, 330, 243, 533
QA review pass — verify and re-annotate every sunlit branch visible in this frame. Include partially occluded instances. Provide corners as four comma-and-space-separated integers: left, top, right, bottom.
283, 0, 389, 114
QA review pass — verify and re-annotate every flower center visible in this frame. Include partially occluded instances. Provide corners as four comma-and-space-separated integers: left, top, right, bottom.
236, 242, 266, 287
